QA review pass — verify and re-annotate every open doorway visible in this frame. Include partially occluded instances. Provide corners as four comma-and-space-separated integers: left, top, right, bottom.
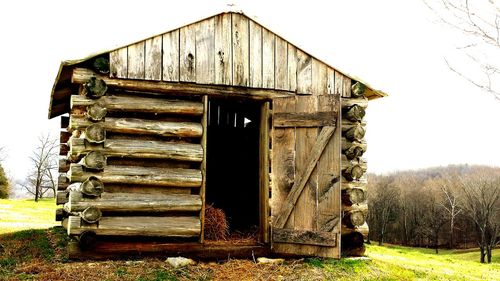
205, 98, 262, 243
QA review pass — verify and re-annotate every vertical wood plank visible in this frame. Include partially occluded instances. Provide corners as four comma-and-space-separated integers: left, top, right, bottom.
296, 49, 312, 94
232, 13, 249, 86
287, 44, 297, 92
196, 18, 215, 84
275, 36, 288, 90
180, 24, 196, 82
262, 28, 275, 88
342, 76, 352, 98
294, 95, 318, 231
145, 36, 162, 81
109, 48, 128, 79
311, 59, 328, 95
334, 71, 344, 96
271, 98, 296, 229
317, 95, 341, 258
200, 95, 208, 243
214, 14, 232, 85
327, 68, 335, 95
249, 20, 263, 88
162, 30, 180, 82
127, 42, 145, 79
260, 102, 270, 243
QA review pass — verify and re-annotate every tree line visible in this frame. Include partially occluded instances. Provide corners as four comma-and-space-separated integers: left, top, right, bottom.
0, 135, 59, 201
367, 165, 500, 263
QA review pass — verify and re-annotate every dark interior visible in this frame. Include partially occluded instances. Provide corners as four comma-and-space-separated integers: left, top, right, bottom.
205, 98, 261, 236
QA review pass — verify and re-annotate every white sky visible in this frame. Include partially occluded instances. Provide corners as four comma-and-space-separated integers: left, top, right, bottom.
0, 0, 499, 180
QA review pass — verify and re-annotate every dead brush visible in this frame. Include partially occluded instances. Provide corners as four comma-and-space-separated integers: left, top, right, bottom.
204, 204, 229, 241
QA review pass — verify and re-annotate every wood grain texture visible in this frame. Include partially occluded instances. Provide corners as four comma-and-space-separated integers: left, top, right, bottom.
67, 216, 201, 237
312, 59, 327, 95
68, 164, 202, 188
65, 192, 202, 213
262, 28, 275, 88
127, 42, 145, 79
162, 30, 180, 81
195, 18, 215, 84
287, 44, 297, 92
296, 50, 312, 94
72, 68, 292, 100
316, 95, 341, 258
71, 95, 204, 116
273, 112, 337, 127
271, 97, 296, 228
260, 102, 270, 243
69, 138, 203, 162
199, 95, 208, 243
273, 228, 337, 247
214, 14, 232, 85
180, 24, 196, 82
69, 116, 203, 138
292, 95, 319, 232
249, 20, 263, 88
274, 125, 335, 228
231, 13, 249, 86
109, 48, 128, 79
275, 36, 288, 90
145, 36, 162, 81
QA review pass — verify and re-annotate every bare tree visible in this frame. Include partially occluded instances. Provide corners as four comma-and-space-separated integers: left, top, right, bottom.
20, 135, 58, 202
369, 175, 400, 246
440, 181, 462, 249
459, 168, 500, 263
424, 0, 500, 99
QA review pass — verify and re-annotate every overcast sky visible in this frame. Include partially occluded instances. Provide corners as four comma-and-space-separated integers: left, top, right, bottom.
0, 0, 499, 180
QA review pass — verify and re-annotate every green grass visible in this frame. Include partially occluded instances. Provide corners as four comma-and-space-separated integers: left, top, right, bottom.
0, 198, 58, 234
0, 199, 499, 280
365, 244, 500, 280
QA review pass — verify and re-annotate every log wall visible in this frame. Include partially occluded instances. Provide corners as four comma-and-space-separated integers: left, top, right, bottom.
340, 83, 369, 256
58, 76, 206, 251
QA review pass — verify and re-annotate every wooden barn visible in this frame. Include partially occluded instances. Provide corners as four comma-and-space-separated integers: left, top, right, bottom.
48, 11, 386, 259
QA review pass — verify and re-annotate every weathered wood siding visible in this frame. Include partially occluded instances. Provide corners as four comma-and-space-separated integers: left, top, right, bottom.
109, 13, 353, 97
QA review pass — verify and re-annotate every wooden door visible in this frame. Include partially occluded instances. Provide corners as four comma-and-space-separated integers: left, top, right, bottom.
271, 95, 341, 258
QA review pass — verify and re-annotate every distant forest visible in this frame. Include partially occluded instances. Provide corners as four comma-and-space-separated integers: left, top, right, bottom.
367, 165, 500, 263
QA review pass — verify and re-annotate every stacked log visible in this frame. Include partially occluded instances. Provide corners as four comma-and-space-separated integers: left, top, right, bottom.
58, 62, 206, 253
341, 82, 368, 256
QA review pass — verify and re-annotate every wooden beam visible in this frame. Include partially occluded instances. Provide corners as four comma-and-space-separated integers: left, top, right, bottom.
56, 191, 68, 205
69, 138, 203, 162
260, 102, 270, 243
69, 116, 203, 138
68, 241, 270, 260
72, 68, 293, 101
273, 112, 336, 127
199, 96, 208, 243
68, 164, 202, 188
71, 95, 204, 116
272, 228, 337, 247
274, 126, 336, 228
65, 192, 202, 213
67, 216, 201, 237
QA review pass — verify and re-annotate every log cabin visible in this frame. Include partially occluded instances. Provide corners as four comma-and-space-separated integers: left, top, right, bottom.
48, 10, 386, 260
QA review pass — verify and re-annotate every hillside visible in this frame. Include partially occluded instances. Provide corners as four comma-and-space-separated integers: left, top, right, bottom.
0, 199, 499, 280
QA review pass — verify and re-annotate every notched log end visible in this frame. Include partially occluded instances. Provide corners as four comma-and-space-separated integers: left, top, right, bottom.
84, 77, 108, 98
351, 82, 366, 98
80, 176, 104, 197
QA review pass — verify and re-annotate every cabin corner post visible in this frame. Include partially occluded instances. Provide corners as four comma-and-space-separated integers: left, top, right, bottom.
340, 81, 369, 256
199, 95, 208, 243
260, 101, 270, 243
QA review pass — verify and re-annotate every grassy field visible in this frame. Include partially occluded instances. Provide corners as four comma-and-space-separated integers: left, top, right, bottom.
0, 199, 499, 280
0, 198, 58, 234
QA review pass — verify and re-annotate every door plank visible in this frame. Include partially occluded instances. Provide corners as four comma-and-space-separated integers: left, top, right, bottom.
274, 125, 336, 228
